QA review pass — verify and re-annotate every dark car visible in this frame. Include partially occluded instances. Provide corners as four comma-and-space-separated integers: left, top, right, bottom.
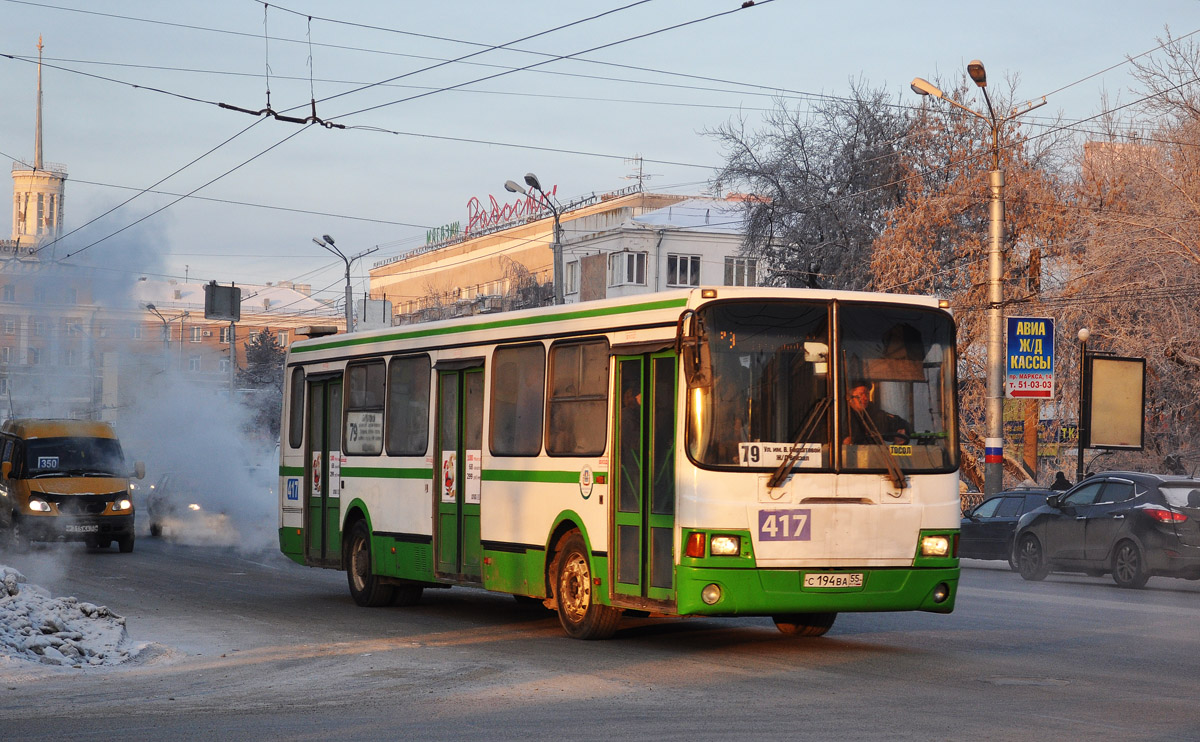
960, 489, 1053, 568
1013, 471, 1200, 588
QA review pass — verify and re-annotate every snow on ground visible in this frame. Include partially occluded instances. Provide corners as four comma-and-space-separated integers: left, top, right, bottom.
0, 564, 147, 669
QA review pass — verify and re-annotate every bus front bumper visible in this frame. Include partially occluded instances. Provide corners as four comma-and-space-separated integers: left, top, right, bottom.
674, 564, 959, 617
14, 513, 135, 544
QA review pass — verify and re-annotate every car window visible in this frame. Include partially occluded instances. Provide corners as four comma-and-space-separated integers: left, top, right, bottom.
995, 497, 1022, 517
1023, 494, 1049, 512
972, 497, 1002, 518
1063, 482, 1104, 507
1159, 485, 1200, 509
1098, 481, 1135, 504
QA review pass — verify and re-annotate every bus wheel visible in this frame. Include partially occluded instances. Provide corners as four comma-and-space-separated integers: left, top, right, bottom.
553, 530, 621, 640
346, 519, 396, 607
117, 535, 134, 553
773, 613, 837, 637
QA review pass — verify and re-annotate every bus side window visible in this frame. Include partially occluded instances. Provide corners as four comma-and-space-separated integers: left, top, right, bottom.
288, 367, 305, 450
547, 339, 609, 456
386, 354, 431, 456
345, 360, 386, 456
491, 343, 546, 456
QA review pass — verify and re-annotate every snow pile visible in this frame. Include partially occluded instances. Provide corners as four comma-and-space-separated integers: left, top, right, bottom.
0, 565, 141, 667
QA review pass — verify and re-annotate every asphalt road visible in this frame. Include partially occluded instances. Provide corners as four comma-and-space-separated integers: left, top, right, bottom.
2, 540, 1198, 741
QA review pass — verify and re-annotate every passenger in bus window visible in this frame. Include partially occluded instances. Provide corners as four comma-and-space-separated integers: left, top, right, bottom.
843, 381, 909, 445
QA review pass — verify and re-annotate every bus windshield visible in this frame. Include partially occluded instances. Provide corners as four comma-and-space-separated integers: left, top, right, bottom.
686, 300, 958, 473
22, 437, 127, 478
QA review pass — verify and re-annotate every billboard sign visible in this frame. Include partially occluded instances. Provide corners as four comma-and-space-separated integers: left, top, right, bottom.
1006, 316, 1054, 399
1085, 355, 1145, 449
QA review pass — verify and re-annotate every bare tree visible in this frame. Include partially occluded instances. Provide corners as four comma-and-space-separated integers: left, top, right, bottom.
708, 82, 910, 290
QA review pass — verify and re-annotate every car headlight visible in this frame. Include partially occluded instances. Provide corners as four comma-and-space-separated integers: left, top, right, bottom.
188, 503, 202, 511
710, 535, 741, 556
113, 498, 132, 512
29, 498, 51, 513
921, 534, 952, 557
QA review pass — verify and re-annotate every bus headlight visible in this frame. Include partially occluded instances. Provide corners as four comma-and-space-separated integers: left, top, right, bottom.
113, 498, 132, 512
29, 498, 51, 513
710, 535, 740, 556
921, 535, 951, 557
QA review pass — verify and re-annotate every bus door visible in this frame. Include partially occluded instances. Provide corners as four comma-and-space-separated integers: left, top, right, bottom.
613, 352, 678, 603
305, 375, 342, 568
435, 365, 484, 582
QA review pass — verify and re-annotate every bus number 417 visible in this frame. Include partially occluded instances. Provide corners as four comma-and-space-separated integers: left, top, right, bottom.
758, 509, 811, 541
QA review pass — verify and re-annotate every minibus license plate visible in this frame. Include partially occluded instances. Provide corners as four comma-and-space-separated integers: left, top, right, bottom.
66, 525, 98, 533
804, 573, 862, 588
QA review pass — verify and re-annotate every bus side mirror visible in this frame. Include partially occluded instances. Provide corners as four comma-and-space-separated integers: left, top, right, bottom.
132, 461, 146, 480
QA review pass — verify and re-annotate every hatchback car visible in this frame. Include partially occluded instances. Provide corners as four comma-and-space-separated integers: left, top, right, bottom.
960, 489, 1054, 568
1012, 471, 1200, 588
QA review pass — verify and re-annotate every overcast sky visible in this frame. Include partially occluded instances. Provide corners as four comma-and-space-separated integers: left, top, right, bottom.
1, 0, 1196, 306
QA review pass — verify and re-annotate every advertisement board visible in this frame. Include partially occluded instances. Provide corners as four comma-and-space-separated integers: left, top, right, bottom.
1006, 316, 1055, 399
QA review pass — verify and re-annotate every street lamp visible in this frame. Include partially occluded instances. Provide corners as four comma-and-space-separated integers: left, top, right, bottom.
313, 234, 378, 333
911, 61, 1046, 498
505, 172, 563, 305
143, 302, 189, 358
1076, 327, 1090, 483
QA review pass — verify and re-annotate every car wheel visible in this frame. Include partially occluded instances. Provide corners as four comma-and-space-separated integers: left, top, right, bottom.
773, 613, 837, 637
1111, 540, 1149, 589
345, 519, 396, 607
552, 530, 622, 640
149, 522, 162, 538
1016, 533, 1050, 581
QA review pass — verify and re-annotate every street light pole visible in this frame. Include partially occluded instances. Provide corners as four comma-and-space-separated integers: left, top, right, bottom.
1075, 327, 1090, 483
313, 235, 378, 333
505, 173, 563, 305
143, 303, 188, 369
911, 62, 1046, 498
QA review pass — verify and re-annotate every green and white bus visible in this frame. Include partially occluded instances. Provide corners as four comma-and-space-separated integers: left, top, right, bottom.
279, 287, 960, 639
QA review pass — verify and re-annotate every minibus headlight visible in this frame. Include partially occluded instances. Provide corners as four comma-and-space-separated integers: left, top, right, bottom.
710, 535, 741, 556
921, 535, 951, 557
29, 498, 51, 513
113, 498, 132, 512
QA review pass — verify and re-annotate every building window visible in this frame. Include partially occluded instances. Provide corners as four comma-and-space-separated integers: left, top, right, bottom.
64, 349, 78, 367
131, 323, 143, 340
188, 356, 202, 372
218, 358, 231, 374
0, 378, 7, 395
667, 254, 701, 287
564, 261, 579, 295
0, 347, 10, 364
220, 326, 233, 344
34, 287, 46, 303
2, 285, 13, 302
65, 318, 81, 336
33, 321, 45, 337
608, 251, 647, 287
724, 257, 759, 287
190, 326, 202, 343
3, 319, 13, 335
277, 330, 289, 347
27, 348, 40, 366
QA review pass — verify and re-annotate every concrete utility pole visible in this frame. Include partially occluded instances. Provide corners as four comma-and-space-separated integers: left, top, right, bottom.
911, 61, 1046, 498
313, 235, 378, 333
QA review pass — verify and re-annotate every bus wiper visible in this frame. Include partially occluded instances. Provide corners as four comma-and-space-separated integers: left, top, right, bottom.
768, 397, 832, 489
848, 407, 907, 491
